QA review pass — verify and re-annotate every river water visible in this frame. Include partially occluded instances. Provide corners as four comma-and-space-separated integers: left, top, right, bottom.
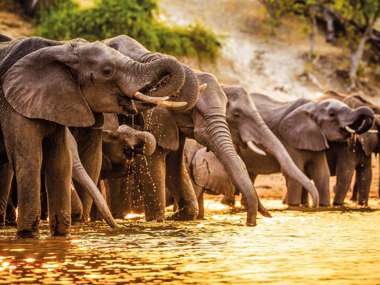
0, 200, 379, 284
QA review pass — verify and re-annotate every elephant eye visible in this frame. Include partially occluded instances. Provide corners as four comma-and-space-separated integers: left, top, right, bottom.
102, 66, 114, 77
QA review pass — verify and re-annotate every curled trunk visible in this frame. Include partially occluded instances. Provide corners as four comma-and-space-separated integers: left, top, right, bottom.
136, 53, 199, 112
119, 56, 185, 99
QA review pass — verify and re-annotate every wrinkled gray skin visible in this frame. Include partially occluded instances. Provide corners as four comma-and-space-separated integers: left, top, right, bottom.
98, 114, 156, 218
105, 35, 266, 226
319, 92, 380, 206
214, 88, 374, 207
186, 85, 323, 217
0, 36, 186, 238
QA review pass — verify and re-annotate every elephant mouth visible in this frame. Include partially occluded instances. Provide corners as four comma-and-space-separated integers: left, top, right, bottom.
123, 142, 145, 160
138, 74, 171, 96
342, 115, 374, 135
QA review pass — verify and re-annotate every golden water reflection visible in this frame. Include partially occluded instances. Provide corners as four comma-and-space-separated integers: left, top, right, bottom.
0, 199, 379, 284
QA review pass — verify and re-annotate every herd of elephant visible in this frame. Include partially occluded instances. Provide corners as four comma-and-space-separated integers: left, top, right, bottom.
0, 33, 377, 239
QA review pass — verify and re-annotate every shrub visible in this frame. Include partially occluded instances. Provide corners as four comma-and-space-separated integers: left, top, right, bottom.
36, 0, 221, 61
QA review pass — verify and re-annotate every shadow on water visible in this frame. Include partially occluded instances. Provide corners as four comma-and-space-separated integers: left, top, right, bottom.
1, 199, 380, 284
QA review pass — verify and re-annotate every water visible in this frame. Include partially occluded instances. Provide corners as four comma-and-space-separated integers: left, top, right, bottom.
1, 200, 380, 284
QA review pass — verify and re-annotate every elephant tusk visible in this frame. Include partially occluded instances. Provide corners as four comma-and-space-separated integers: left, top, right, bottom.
156, 100, 188, 109
199, 83, 207, 93
368, 129, 378, 133
344, 126, 356, 134
247, 141, 266, 156
133, 91, 169, 104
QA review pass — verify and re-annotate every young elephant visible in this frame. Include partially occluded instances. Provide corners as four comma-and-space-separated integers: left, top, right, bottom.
100, 121, 156, 219
0, 37, 186, 238
318, 92, 380, 206
221, 87, 374, 207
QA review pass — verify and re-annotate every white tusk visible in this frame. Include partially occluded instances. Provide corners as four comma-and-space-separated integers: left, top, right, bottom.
133, 92, 169, 104
156, 100, 187, 109
247, 141, 266, 156
199, 83, 207, 93
368, 129, 378, 133
344, 126, 356, 133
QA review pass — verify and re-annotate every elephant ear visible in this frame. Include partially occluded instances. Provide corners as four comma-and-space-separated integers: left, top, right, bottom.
278, 104, 329, 151
143, 107, 179, 151
2, 43, 95, 127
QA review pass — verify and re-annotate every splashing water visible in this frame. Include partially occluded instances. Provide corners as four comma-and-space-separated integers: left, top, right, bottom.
1, 200, 380, 284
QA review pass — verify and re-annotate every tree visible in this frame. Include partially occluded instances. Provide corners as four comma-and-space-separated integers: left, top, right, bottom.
329, 0, 380, 87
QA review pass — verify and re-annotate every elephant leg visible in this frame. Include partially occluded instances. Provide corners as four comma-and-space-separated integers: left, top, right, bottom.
44, 128, 72, 236
355, 158, 372, 206
285, 177, 303, 206
107, 178, 126, 219
137, 149, 166, 222
2, 120, 45, 238
0, 163, 13, 226
166, 138, 199, 221
333, 153, 356, 206
351, 183, 358, 202
71, 187, 83, 223
307, 155, 330, 206
193, 184, 205, 219
5, 195, 16, 226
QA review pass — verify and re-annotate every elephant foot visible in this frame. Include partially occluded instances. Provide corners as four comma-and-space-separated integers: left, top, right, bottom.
16, 230, 39, 239
168, 207, 198, 221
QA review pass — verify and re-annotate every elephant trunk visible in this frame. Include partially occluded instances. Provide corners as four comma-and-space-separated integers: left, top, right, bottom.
118, 56, 185, 99
67, 131, 117, 228
244, 111, 320, 207
118, 125, 157, 156
72, 158, 117, 228
139, 53, 200, 112
342, 106, 374, 134
205, 115, 258, 226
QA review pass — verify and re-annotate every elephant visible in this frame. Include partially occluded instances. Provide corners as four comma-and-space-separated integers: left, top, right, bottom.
99, 116, 157, 219
191, 86, 374, 208
317, 91, 380, 206
102, 35, 321, 226
0, 36, 188, 238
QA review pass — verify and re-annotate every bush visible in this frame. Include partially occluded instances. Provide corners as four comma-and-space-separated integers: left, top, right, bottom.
35, 0, 221, 61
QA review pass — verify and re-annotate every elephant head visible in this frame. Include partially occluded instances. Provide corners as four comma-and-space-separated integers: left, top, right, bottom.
102, 124, 157, 168
223, 85, 319, 207
339, 93, 380, 156
276, 98, 374, 151
104, 35, 200, 112
0, 37, 187, 127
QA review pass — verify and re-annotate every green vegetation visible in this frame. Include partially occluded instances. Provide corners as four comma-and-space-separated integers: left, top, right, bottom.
260, 0, 380, 87
35, 0, 221, 61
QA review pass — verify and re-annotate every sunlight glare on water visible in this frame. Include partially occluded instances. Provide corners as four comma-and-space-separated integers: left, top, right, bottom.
0, 199, 380, 284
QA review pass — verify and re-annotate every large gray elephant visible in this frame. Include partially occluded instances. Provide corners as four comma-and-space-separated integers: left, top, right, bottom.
0, 36, 187, 238
318, 91, 380, 206
225, 87, 374, 206
219, 87, 374, 207
103, 35, 321, 226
